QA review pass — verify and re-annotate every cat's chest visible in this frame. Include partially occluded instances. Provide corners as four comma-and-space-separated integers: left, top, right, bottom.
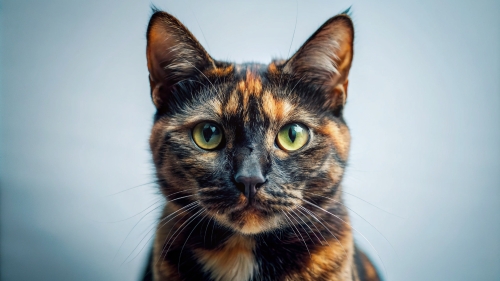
195, 235, 257, 281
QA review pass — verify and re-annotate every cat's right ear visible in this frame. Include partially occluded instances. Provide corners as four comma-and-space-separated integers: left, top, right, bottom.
282, 12, 354, 114
146, 11, 214, 110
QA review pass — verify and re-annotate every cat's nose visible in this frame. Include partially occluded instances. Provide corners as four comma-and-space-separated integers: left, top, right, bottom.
235, 171, 265, 202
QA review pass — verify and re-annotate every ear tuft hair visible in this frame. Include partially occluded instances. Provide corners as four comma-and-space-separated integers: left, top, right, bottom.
341, 6, 352, 16
150, 4, 161, 14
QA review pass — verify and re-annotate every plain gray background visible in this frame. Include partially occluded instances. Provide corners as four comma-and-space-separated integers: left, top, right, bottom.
1, 0, 499, 280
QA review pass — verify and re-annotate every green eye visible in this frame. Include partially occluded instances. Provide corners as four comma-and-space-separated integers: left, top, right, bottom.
276, 123, 309, 151
192, 122, 224, 150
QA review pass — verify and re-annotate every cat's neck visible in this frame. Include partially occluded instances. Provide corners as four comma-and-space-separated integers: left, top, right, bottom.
153, 201, 355, 281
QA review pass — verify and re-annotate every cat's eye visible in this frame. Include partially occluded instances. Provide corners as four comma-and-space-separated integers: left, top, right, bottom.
192, 122, 224, 150
276, 123, 309, 151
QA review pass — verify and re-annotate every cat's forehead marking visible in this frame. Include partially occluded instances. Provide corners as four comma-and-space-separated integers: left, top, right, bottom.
243, 68, 263, 96
261, 90, 293, 123
223, 63, 295, 126
230, 64, 265, 123
224, 88, 240, 115
237, 66, 263, 110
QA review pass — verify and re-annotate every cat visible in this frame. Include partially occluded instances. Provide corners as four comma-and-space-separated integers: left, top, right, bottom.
142, 7, 381, 281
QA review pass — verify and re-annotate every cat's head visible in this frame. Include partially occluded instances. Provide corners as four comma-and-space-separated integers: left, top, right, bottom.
146, 10, 353, 235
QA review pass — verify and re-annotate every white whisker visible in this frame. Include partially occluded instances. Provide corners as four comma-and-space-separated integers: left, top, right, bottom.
178, 212, 208, 273
304, 191, 398, 257
124, 201, 198, 265
290, 207, 325, 245
300, 198, 387, 276
287, 208, 315, 245
113, 200, 163, 261
342, 190, 406, 219
154, 203, 200, 265
282, 210, 310, 257
160, 208, 205, 267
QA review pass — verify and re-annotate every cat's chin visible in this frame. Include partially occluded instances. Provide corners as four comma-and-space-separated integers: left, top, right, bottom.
237, 217, 280, 235
213, 206, 282, 235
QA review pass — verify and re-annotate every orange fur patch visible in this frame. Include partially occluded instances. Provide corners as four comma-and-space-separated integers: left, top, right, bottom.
267, 62, 279, 76
292, 229, 353, 281
206, 65, 234, 76
245, 70, 262, 96
238, 80, 249, 109
316, 120, 351, 161
237, 68, 263, 111
195, 235, 256, 281
224, 89, 239, 115
261, 91, 286, 122
239, 210, 265, 234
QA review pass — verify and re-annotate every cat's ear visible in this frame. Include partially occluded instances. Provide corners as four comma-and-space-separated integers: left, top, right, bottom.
146, 11, 215, 109
283, 13, 354, 112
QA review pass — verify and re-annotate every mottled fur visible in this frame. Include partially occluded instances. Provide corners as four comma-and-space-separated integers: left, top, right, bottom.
143, 8, 381, 281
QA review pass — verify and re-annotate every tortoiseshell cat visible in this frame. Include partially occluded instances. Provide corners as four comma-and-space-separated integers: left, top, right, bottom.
143, 7, 381, 281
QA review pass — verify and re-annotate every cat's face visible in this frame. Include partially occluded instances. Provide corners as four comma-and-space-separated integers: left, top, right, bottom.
147, 11, 353, 235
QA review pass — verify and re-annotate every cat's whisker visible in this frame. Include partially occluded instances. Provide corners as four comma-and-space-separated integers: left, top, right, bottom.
164, 194, 197, 204
123, 201, 199, 265
304, 190, 398, 257
178, 212, 208, 273
160, 208, 205, 267
153, 202, 201, 266
165, 188, 198, 201
297, 205, 348, 256
112, 200, 163, 261
280, 210, 297, 244
342, 190, 406, 219
290, 207, 325, 245
107, 199, 163, 224
287, 208, 316, 246
300, 198, 388, 277
106, 180, 160, 197
124, 202, 199, 265
203, 215, 214, 246
282, 210, 311, 257
210, 211, 219, 244
259, 235, 269, 247
269, 228, 282, 242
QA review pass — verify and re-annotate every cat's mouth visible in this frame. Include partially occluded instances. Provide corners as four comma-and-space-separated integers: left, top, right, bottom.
227, 209, 281, 235
231, 192, 267, 211
213, 193, 282, 235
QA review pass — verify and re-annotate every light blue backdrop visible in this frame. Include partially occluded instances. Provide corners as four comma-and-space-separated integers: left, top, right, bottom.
1, 0, 499, 280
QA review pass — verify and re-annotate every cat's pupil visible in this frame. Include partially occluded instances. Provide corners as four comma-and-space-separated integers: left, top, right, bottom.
288, 126, 297, 142
202, 124, 218, 142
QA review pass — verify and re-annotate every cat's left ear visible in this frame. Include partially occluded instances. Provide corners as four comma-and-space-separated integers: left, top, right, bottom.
146, 11, 215, 110
283, 13, 354, 113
